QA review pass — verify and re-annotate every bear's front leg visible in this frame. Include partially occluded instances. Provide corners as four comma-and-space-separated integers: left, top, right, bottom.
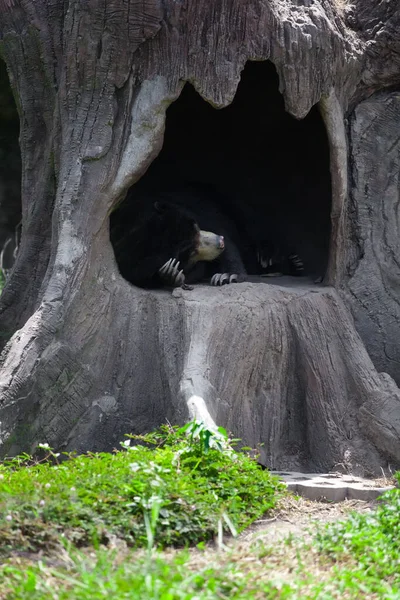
158, 258, 186, 287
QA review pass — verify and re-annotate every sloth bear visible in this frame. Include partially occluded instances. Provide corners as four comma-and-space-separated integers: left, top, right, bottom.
111, 193, 246, 289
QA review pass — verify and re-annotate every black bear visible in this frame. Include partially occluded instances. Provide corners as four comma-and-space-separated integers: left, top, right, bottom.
111, 196, 246, 289
168, 183, 305, 279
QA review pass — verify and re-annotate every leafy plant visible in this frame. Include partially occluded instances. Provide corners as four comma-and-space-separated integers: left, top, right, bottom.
179, 421, 231, 454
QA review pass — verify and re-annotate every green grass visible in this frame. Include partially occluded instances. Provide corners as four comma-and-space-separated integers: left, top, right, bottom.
0, 425, 399, 599
0, 551, 255, 600
313, 483, 400, 595
0, 424, 282, 554
2, 490, 400, 600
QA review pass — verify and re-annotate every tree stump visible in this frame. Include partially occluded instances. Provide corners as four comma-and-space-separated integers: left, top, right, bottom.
1, 0, 400, 474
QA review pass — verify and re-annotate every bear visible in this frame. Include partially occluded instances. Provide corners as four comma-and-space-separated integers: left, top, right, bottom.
189, 184, 306, 278
158, 187, 247, 286
255, 238, 305, 277
111, 197, 245, 289
165, 182, 305, 279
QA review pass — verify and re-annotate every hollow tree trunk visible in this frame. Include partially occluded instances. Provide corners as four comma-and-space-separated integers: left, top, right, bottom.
0, 60, 21, 273
0, 0, 400, 475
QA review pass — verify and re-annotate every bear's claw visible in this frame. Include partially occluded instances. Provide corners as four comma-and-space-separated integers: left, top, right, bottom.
159, 258, 186, 287
211, 273, 238, 286
288, 253, 305, 274
257, 248, 304, 277
257, 250, 282, 276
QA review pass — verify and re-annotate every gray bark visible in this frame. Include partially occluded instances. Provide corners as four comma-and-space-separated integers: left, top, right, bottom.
344, 91, 400, 385
0, 0, 400, 474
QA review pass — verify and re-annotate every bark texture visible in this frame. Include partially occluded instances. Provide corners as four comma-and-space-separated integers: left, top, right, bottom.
345, 92, 400, 384
0, 0, 400, 474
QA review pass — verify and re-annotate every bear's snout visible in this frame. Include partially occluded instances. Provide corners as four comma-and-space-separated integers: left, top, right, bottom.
219, 236, 225, 249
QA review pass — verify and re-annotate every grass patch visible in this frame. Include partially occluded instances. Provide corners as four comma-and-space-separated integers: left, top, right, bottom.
1, 486, 400, 600
0, 425, 399, 599
0, 423, 283, 554
314, 481, 400, 592
0, 550, 254, 600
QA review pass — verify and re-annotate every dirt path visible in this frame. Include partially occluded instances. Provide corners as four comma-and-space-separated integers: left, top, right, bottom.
239, 495, 375, 545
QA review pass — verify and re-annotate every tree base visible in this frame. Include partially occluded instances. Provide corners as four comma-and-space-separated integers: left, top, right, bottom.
2, 276, 398, 477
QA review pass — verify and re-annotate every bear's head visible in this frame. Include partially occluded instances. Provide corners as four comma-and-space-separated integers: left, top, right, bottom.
153, 201, 225, 269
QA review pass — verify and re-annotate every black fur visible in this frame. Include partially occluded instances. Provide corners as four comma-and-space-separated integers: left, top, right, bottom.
160, 188, 247, 285
111, 193, 246, 288
112, 201, 201, 288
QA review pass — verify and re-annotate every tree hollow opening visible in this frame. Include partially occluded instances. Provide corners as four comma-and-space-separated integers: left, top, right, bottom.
0, 58, 21, 284
111, 61, 331, 288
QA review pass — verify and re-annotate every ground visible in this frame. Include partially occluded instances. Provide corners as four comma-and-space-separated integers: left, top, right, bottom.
240, 494, 374, 544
